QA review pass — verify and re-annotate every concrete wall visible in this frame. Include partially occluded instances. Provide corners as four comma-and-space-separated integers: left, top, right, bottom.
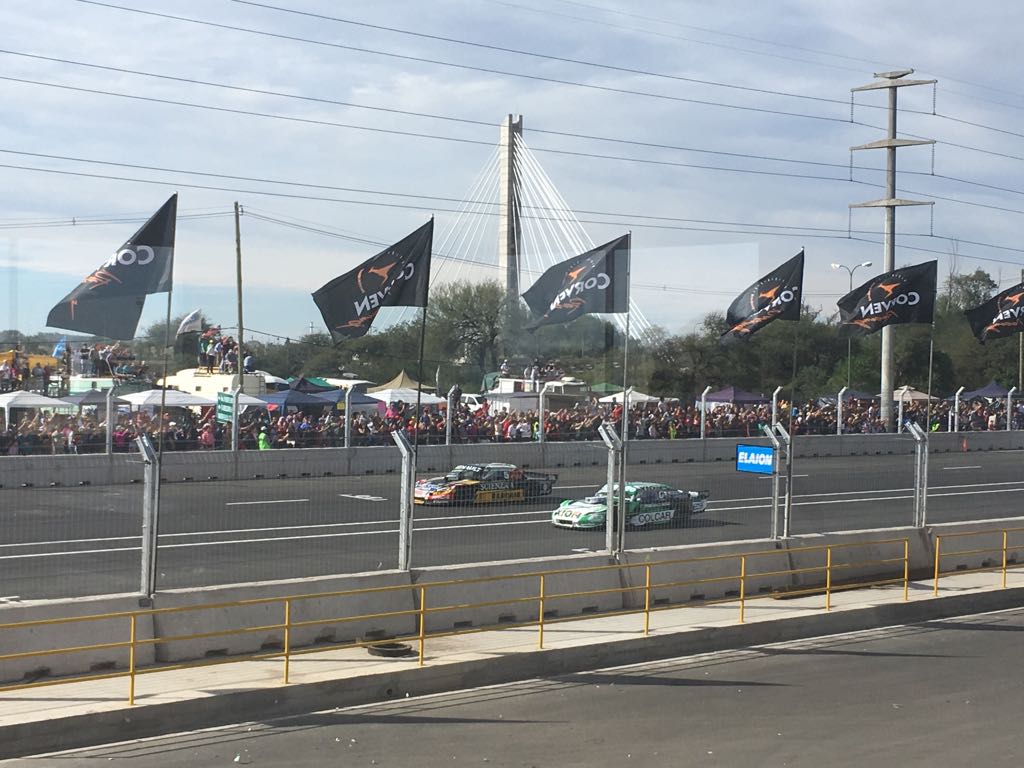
4, 519, 1021, 684
5, 431, 1024, 489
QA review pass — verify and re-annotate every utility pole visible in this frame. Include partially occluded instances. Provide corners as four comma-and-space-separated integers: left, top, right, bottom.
234, 202, 245, 381
850, 69, 935, 431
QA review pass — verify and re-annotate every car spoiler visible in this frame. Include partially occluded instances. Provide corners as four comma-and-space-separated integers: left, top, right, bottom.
525, 470, 558, 482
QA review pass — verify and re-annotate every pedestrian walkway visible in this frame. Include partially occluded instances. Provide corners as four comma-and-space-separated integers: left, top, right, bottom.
1, 570, 1022, 759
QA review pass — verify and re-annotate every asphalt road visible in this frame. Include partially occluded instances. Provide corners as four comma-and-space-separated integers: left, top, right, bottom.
2, 450, 1022, 600
10, 608, 1024, 767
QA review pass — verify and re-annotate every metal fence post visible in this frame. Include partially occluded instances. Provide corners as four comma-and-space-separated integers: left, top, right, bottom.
836, 386, 847, 436
771, 385, 782, 427
538, 382, 554, 444
699, 385, 711, 439
1007, 387, 1017, 432
135, 434, 160, 597
445, 385, 458, 446
105, 386, 114, 455
230, 387, 240, 453
906, 421, 928, 528
760, 424, 782, 540
392, 430, 414, 570
773, 423, 792, 538
954, 386, 965, 433
598, 423, 622, 555
344, 386, 353, 449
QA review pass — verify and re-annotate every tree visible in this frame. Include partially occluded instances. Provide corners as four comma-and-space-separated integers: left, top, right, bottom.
940, 269, 997, 313
427, 281, 507, 377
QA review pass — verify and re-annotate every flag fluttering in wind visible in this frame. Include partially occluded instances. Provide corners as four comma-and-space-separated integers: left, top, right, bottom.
52, 335, 66, 358
521, 234, 629, 330
965, 282, 1024, 344
837, 261, 938, 338
175, 308, 203, 337
312, 220, 433, 342
720, 250, 804, 343
46, 194, 178, 340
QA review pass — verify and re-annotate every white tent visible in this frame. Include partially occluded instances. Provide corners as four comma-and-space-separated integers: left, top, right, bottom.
366, 388, 446, 406
119, 390, 217, 408
0, 390, 74, 426
598, 390, 664, 404
885, 386, 939, 403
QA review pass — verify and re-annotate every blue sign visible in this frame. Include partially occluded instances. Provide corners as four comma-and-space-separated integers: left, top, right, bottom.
736, 444, 775, 474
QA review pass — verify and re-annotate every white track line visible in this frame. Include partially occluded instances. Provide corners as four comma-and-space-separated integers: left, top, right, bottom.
225, 498, 309, 506
943, 466, 982, 470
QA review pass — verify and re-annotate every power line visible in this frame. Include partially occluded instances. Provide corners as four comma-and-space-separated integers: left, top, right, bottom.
71, 0, 852, 124
233, 0, 866, 110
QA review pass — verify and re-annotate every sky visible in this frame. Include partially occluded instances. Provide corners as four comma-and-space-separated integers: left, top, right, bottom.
3, 0, 1024, 342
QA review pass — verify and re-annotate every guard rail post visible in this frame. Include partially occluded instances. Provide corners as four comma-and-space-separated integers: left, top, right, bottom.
393, 430, 414, 570
771, 385, 783, 427
699, 385, 711, 440
538, 574, 546, 649
897, 393, 905, 433
1007, 387, 1017, 432
825, 546, 833, 611
773, 422, 792, 538
954, 386, 965, 432
738, 555, 746, 624
760, 424, 782, 540
837, 386, 848, 436
643, 564, 652, 636
598, 423, 623, 555
283, 598, 292, 684
135, 434, 159, 597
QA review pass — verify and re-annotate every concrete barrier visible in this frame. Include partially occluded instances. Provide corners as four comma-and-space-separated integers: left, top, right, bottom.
410, 554, 622, 633
0, 594, 153, 682
152, 571, 416, 662
2, 430, 1022, 488
4, 519, 1024, 683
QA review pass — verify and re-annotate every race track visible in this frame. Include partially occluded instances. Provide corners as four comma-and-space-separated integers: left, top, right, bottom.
1, 450, 1021, 600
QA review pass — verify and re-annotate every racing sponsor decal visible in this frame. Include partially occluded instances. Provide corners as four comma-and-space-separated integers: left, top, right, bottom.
630, 508, 673, 526
837, 261, 937, 338
965, 281, 1024, 344
312, 219, 433, 341
521, 234, 629, 330
476, 488, 525, 503
721, 250, 804, 343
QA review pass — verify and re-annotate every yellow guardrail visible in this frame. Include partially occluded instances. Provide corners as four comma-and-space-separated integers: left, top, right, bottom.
934, 526, 1024, 594
0, 539, 911, 705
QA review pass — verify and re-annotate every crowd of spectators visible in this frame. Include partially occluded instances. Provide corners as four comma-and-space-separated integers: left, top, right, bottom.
4, 392, 1022, 456
197, 329, 255, 375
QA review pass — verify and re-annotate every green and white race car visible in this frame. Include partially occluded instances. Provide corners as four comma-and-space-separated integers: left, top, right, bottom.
550, 481, 709, 530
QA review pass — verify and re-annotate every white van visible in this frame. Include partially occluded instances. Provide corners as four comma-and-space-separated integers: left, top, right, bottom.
460, 393, 487, 413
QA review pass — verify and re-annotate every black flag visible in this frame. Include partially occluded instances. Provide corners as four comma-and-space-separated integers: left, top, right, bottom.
46, 194, 177, 340
720, 250, 804, 343
313, 219, 432, 342
837, 260, 937, 338
965, 282, 1024, 344
521, 234, 629, 330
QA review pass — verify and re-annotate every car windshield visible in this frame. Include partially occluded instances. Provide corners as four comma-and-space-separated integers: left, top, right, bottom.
594, 485, 637, 499
447, 465, 484, 481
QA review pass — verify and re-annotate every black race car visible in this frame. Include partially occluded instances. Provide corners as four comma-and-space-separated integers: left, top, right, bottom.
414, 463, 558, 505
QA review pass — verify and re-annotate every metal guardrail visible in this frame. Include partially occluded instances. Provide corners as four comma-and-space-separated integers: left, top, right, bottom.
934, 526, 1024, 593
0, 540, 912, 705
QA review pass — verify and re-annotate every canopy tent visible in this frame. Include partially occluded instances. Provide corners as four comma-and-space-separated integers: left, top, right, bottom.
590, 382, 624, 395
255, 370, 289, 389
598, 390, 663, 404
705, 386, 768, 404
961, 380, 1010, 400
259, 390, 332, 409
119, 389, 218, 408
0, 390, 74, 427
886, 386, 939, 403
287, 376, 335, 393
61, 390, 129, 408
311, 389, 381, 413
369, 371, 434, 393
366, 388, 446, 406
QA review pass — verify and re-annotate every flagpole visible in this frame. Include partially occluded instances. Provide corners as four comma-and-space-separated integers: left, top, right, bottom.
234, 202, 245, 389
411, 217, 433, 516
616, 236, 631, 553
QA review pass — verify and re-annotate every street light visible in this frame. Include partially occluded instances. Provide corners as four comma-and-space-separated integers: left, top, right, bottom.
832, 261, 873, 389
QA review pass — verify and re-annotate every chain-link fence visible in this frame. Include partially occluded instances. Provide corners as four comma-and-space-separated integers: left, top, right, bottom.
4, 426, 1024, 601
